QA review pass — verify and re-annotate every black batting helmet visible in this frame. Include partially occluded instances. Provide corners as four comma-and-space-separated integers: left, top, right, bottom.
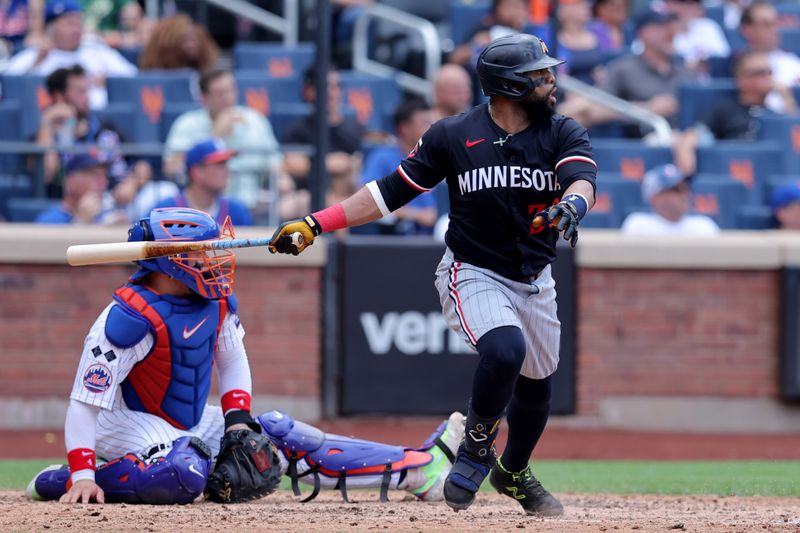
476, 34, 565, 101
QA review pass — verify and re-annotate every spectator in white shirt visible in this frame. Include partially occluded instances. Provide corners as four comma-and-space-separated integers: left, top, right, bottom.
3, 0, 136, 109
665, 0, 730, 69
621, 164, 720, 236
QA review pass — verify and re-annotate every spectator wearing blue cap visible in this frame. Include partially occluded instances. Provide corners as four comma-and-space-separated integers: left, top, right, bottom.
621, 164, 720, 235
4, 0, 136, 109
155, 139, 253, 227
36, 149, 119, 224
772, 181, 800, 230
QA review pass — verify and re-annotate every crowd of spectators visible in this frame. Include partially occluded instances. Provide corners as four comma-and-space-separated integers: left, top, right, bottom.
1, 0, 799, 234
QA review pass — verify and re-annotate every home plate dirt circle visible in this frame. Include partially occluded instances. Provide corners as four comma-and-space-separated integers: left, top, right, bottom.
2, 491, 798, 532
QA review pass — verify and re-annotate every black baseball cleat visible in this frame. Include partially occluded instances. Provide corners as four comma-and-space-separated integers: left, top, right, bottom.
489, 458, 564, 516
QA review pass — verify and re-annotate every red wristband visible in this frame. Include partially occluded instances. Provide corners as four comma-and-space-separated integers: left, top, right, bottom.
312, 204, 347, 233
67, 448, 96, 473
221, 389, 251, 415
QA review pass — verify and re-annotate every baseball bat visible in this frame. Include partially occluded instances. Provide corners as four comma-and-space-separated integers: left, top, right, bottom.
67, 233, 305, 266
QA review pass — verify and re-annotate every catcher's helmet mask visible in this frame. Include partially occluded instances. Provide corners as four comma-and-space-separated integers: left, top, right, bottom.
477, 34, 565, 101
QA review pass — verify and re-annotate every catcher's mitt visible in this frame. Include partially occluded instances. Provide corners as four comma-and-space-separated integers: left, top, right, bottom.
205, 429, 282, 503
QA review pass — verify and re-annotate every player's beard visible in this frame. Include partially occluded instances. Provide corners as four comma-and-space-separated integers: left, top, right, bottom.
521, 90, 556, 123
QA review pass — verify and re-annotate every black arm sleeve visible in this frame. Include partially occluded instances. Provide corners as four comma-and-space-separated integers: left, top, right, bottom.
374, 170, 425, 212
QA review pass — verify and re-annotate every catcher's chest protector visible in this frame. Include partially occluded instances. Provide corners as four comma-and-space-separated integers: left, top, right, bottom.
114, 284, 227, 429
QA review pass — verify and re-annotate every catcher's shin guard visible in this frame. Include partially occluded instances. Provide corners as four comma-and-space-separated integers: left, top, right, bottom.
97, 436, 212, 504
258, 410, 433, 502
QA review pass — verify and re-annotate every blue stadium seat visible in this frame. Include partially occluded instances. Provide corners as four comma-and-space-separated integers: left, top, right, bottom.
160, 103, 202, 142
691, 175, 749, 229
0, 174, 33, 221
106, 72, 195, 143
0, 74, 48, 140
757, 115, 800, 174
0, 101, 23, 173
677, 81, 737, 130
737, 205, 775, 230
234, 72, 303, 111
338, 71, 402, 133
695, 141, 784, 203
581, 209, 616, 228
449, 0, 489, 45
107, 71, 194, 104
780, 28, 800, 56
591, 140, 673, 181
118, 47, 142, 66
93, 103, 136, 143
233, 42, 315, 78
597, 174, 646, 224
7, 197, 60, 222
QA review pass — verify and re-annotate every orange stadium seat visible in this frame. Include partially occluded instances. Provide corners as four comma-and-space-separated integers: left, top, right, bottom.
757, 115, 800, 175
691, 175, 749, 229
591, 140, 672, 181
338, 71, 402, 132
695, 141, 784, 203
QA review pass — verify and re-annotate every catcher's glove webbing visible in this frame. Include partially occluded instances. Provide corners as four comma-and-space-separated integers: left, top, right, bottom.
205, 429, 282, 503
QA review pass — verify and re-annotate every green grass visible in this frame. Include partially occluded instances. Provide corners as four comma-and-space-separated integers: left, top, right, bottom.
4, 460, 799, 497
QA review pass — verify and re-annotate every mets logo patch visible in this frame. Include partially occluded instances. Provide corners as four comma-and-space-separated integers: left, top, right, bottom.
83, 363, 112, 394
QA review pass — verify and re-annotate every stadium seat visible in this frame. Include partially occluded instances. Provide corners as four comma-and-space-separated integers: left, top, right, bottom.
93, 103, 136, 144
118, 47, 142, 66
338, 71, 402, 132
581, 209, 616, 228
234, 73, 304, 112
691, 175, 749, 229
449, 0, 490, 45
757, 115, 800, 175
780, 28, 800, 56
0, 101, 23, 173
233, 42, 315, 78
591, 140, 672, 180
695, 141, 784, 202
7, 197, 60, 222
106, 72, 195, 143
0, 174, 33, 221
0, 74, 48, 140
107, 71, 194, 104
677, 81, 737, 130
737, 205, 775, 230
596, 174, 646, 224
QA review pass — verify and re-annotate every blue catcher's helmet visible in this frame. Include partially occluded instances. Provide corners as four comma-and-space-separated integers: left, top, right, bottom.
476, 34, 564, 101
127, 207, 235, 299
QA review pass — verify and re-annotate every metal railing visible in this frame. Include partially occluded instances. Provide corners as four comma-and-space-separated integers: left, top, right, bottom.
558, 74, 673, 146
196, 0, 300, 45
352, 3, 441, 97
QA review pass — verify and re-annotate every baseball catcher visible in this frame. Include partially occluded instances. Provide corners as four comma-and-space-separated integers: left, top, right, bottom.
26, 207, 463, 505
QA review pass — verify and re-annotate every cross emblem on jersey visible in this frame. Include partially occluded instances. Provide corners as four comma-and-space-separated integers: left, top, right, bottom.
493, 134, 512, 146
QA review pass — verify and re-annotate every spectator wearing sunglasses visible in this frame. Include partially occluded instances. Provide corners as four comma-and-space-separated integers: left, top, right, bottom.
673, 50, 796, 175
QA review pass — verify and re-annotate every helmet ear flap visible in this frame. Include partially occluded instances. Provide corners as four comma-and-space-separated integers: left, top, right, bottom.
128, 218, 154, 242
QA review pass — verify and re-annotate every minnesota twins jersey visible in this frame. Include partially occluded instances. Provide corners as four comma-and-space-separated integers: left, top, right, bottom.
397, 103, 597, 280
69, 302, 245, 411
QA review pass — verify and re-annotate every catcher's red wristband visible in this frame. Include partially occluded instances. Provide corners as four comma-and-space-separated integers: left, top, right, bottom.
312, 204, 347, 233
67, 448, 96, 473
221, 389, 251, 415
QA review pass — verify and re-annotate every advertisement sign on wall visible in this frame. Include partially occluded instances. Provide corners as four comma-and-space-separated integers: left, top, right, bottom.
337, 237, 576, 415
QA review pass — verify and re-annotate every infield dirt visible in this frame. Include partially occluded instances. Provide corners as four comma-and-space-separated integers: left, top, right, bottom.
1, 490, 798, 532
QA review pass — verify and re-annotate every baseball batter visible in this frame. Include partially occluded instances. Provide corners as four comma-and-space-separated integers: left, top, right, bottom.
27, 207, 464, 505
269, 34, 597, 516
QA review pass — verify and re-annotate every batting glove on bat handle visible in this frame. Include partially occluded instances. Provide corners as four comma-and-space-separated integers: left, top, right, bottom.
268, 215, 321, 255
534, 200, 581, 248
